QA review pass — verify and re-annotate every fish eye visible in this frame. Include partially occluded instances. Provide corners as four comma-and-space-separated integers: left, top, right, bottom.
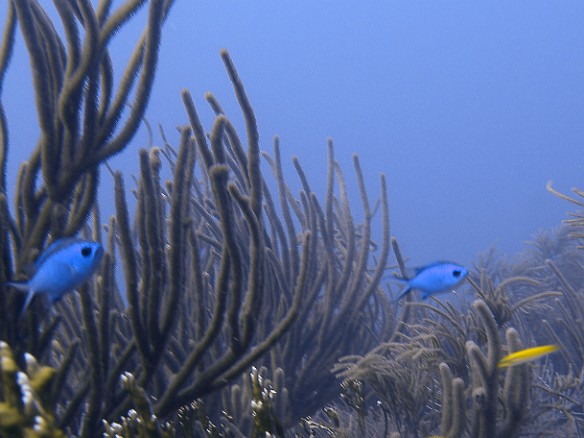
453, 270, 461, 277
81, 246, 93, 257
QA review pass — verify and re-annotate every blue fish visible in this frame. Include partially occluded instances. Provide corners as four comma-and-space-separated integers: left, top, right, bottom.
393, 261, 468, 302
7, 238, 104, 316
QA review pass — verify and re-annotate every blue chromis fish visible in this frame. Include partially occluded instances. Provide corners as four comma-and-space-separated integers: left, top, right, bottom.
7, 238, 104, 317
498, 345, 559, 368
393, 261, 468, 302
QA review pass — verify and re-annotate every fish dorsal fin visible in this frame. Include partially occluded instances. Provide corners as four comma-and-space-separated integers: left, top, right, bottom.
414, 261, 456, 274
34, 237, 85, 268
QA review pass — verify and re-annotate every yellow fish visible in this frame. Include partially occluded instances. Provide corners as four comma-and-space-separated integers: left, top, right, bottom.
498, 345, 559, 368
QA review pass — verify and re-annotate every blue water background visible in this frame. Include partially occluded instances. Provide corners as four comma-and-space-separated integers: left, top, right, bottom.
1, 1, 583, 271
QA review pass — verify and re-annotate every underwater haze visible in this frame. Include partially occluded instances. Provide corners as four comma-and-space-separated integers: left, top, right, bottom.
2, 0, 584, 267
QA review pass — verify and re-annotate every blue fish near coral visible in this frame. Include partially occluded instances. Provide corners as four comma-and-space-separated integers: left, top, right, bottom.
7, 238, 104, 317
393, 261, 468, 302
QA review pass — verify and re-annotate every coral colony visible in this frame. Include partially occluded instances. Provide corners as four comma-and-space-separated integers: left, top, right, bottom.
0, 1, 583, 436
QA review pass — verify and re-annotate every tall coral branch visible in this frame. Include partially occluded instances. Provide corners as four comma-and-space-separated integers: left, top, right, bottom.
7, 0, 174, 273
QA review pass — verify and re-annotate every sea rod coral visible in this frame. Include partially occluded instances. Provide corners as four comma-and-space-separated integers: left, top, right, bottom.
0, 0, 174, 359
0, 0, 401, 435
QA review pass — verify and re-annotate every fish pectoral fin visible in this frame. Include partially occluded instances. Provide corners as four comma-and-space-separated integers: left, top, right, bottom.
51, 260, 79, 276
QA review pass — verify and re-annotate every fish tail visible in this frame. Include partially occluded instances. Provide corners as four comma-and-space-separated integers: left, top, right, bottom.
393, 286, 412, 303
389, 276, 409, 284
6, 281, 29, 292
6, 282, 34, 318
19, 289, 37, 318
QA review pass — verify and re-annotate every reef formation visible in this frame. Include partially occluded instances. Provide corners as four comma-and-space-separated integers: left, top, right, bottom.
0, 1, 583, 437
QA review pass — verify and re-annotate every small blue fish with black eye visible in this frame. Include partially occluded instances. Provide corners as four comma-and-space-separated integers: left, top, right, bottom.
6, 238, 104, 317
393, 261, 468, 302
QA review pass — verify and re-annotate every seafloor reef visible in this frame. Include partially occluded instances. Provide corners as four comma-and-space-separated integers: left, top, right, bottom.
0, 1, 583, 437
